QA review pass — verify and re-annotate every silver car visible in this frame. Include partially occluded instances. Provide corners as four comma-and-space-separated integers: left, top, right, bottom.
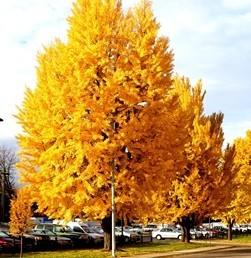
152, 227, 182, 240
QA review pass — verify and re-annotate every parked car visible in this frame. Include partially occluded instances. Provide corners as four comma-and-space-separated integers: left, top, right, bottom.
152, 228, 182, 240
120, 226, 142, 234
0, 230, 20, 252
0, 237, 13, 252
130, 224, 144, 234
115, 227, 141, 243
190, 228, 203, 239
33, 223, 88, 246
32, 228, 73, 248
92, 225, 104, 234
143, 224, 158, 232
212, 226, 227, 237
239, 224, 249, 233
232, 225, 241, 232
67, 222, 103, 244
200, 227, 218, 238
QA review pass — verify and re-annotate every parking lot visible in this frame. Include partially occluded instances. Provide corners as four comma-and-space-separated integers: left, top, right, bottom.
0, 221, 250, 254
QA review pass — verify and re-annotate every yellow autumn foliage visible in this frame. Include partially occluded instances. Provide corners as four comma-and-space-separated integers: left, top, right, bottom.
9, 188, 32, 236
219, 131, 251, 224
16, 0, 189, 221
154, 76, 236, 223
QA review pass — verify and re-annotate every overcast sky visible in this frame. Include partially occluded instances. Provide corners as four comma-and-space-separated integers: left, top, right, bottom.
1, 0, 251, 146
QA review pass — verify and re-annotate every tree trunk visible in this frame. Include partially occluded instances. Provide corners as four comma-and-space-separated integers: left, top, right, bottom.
101, 215, 112, 250
20, 235, 23, 258
227, 219, 234, 241
180, 216, 191, 243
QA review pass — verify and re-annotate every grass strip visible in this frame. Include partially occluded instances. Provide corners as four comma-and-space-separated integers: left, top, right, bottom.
0, 241, 212, 258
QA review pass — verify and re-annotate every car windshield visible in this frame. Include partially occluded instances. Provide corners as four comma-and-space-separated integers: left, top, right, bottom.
147, 225, 157, 228
133, 225, 142, 229
0, 231, 9, 237
54, 225, 65, 232
63, 226, 73, 233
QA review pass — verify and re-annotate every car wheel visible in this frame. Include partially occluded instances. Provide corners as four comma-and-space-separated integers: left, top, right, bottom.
178, 235, 182, 240
156, 235, 162, 240
124, 237, 130, 243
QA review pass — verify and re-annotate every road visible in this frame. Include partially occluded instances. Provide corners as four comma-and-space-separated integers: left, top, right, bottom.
167, 246, 251, 258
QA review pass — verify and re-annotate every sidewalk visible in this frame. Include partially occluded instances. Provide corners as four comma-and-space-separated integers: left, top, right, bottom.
126, 245, 231, 258
126, 240, 251, 258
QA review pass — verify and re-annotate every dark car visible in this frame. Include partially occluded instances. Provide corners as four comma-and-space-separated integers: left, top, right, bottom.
0, 230, 21, 252
32, 229, 72, 249
33, 223, 88, 246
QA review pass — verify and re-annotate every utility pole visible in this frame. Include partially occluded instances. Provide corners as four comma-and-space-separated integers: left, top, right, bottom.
1, 172, 4, 222
0, 118, 4, 222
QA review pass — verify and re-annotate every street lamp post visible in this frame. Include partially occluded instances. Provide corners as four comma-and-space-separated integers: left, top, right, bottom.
110, 102, 148, 257
111, 160, 116, 258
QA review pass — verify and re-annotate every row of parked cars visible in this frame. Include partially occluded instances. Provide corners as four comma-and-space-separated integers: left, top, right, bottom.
120, 224, 223, 240
148, 223, 251, 240
1, 220, 250, 252
150, 226, 229, 240
0, 222, 104, 252
0, 221, 147, 253
231, 224, 251, 233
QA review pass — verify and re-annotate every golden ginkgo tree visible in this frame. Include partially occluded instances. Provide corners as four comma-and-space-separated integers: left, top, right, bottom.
16, 0, 189, 249
155, 77, 236, 242
9, 188, 32, 258
218, 131, 251, 240
231, 132, 251, 221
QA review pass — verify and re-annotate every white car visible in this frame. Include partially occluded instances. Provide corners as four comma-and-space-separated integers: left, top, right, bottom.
239, 224, 250, 233
152, 228, 182, 240
190, 228, 203, 239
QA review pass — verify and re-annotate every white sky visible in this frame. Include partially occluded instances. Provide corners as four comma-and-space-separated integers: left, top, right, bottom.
1, 0, 251, 145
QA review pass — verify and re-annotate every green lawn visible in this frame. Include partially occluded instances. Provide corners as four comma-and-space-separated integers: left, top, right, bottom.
198, 234, 251, 245
0, 242, 211, 258
230, 235, 251, 243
